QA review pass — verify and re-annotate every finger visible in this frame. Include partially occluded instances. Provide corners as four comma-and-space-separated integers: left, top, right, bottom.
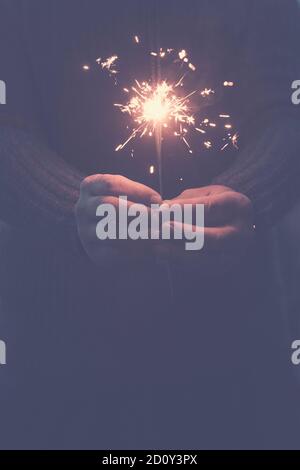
166, 221, 242, 252
84, 195, 144, 218
164, 192, 252, 226
177, 185, 231, 199
80, 174, 162, 205
82, 196, 162, 240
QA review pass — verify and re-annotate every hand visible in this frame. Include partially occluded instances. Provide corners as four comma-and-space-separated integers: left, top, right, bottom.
75, 174, 162, 265
155, 185, 255, 272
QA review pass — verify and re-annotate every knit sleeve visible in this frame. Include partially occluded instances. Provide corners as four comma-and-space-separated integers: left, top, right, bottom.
0, 0, 84, 234
213, 0, 300, 228
0, 126, 83, 230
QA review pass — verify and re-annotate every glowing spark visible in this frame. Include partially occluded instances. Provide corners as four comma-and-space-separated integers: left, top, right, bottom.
221, 132, 239, 151
100, 55, 119, 75
115, 79, 197, 152
221, 143, 229, 151
149, 165, 155, 174
179, 49, 187, 60
87, 42, 238, 161
183, 136, 193, 153
188, 63, 196, 72
231, 133, 239, 148
201, 88, 214, 97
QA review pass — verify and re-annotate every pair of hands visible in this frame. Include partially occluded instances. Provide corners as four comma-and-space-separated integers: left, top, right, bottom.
75, 174, 255, 271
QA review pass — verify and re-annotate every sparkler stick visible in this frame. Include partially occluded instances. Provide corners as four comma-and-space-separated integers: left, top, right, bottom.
155, 123, 164, 196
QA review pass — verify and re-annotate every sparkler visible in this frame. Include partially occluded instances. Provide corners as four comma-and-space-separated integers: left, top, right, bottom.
83, 38, 238, 196
114, 78, 198, 193
83, 40, 238, 298
114, 80, 197, 152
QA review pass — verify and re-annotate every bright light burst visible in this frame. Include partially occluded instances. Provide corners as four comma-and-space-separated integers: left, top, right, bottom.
114, 79, 197, 153
83, 38, 238, 178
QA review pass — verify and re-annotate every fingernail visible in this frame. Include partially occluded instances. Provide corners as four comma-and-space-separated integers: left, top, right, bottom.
150, 195, 162, 205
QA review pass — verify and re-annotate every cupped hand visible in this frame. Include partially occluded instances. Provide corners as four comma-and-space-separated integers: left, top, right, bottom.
75, 174, 162, 265
155, 185, 255, 272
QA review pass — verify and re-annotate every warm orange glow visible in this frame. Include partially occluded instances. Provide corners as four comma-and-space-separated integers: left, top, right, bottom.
114, 80, 197, 152
87, 44, 238, 154
142, 94, 170, 123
